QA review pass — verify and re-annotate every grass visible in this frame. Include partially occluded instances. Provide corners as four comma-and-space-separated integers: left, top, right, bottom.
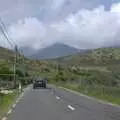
0, 91, 19, 118
49, 57, 120, 105
59, 83, 120, 105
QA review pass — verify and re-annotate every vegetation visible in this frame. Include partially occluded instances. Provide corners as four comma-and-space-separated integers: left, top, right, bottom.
0, 47, 32, 118
1, 46, 120, 106
53, 48, 120, 66
0, 91, 19, 118
60, 83, 120, 105
48, 48, 120, 105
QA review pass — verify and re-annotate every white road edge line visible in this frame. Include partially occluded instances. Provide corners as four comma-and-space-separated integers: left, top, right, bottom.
68, 105, 75, 111
56, 96, 60, 100
1, 88, 27, 120
59, 86, 120, 108
2, 117, 7, 120
7, 109, 12, 115
12, 104, 16, 108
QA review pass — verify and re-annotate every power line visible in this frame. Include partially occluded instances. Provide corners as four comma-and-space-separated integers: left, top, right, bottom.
0, 18, 18, 88
0, 33, 6, 47
0, 18, 26, 90
0, 23, 14, 48
0, 18, 16, 46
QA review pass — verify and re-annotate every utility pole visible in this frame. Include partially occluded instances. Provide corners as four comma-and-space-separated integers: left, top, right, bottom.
56, 62, 58, 74
20, 50, 25, 92
13, 45, 18, 89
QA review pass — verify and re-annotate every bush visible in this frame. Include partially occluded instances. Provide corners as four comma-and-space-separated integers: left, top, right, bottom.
80, 70, 117, 87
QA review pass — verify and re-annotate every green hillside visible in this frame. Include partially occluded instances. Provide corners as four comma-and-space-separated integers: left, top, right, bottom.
1, 46, 120, 104
0, 47, 54, 87
0, 47, 15, 61
51, 47, 120, 84
0, 47, 32, 89
55, 48, 120, 66
49, 47, 120, 105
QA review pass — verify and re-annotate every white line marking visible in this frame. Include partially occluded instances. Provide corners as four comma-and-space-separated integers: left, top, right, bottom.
59, 86, 120, 108
7, 109, 12, 115
2, 117, 7, 120
16, 100, 19, 103
12, 104, 16, 108
68, 105, 75, 111
56, 96, 60, 100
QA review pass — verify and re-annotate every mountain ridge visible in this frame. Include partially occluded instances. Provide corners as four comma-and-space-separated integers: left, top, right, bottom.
20, 43, 81, 59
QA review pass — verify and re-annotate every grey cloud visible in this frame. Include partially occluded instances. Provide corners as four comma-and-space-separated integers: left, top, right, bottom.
6, 2, 120, 50
0, 0, 120, 49
0, 0, 118, 24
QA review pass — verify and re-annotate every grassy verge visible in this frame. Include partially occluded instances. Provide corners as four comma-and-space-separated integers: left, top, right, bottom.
0, 90, 19, 118
58, 83, 120, 105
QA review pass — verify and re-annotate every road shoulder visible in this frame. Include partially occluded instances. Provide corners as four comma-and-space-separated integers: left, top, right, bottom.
57, 86, 120, 108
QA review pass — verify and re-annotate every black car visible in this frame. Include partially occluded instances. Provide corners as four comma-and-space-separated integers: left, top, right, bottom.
33, 79, 47, 89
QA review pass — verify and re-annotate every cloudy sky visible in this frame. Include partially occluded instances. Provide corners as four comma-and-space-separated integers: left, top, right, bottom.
0, 0, 120, 49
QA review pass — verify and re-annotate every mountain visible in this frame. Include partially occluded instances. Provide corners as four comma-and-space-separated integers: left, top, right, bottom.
31, 43, 80, 59
19, 46, 37, 57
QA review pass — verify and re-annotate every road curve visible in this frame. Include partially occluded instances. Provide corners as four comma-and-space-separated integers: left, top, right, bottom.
8, 85, 120, 120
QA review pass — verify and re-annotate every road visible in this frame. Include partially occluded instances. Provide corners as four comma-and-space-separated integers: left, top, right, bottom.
8, 85, 120, 120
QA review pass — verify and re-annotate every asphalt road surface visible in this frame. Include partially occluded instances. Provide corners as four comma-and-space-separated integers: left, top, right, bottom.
8, 85, 120, 120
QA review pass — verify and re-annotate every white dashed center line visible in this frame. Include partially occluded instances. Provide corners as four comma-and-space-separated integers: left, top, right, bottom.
68, 105, 75, 111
